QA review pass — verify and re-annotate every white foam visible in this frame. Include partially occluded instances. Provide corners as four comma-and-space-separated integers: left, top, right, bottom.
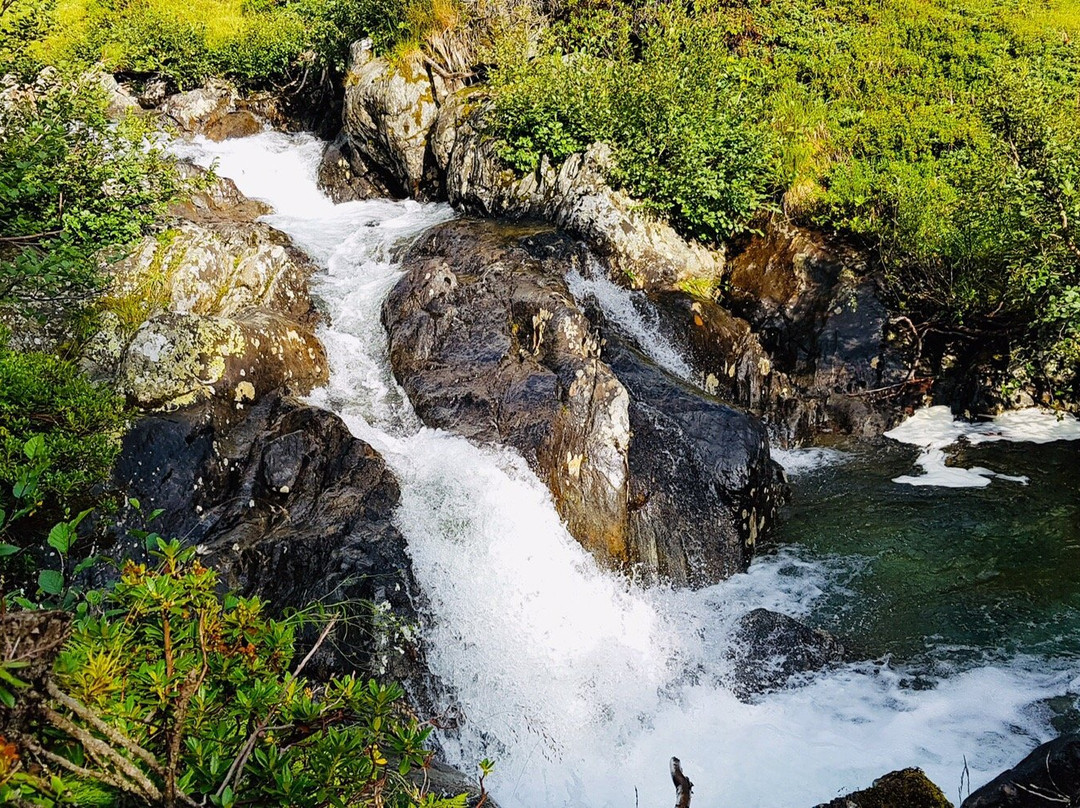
884, 406, 1080, 488
772, 447, 849, 476
566, 257, 694, 382
181, 132, 1071, 808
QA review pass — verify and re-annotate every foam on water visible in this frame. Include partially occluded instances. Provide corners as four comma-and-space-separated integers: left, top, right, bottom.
885, 405, 1080, 488
177, 132, 1074, 808
772, 447, 849, 476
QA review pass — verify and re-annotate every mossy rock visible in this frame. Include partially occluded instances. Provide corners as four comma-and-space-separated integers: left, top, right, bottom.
816, 768, 952, 808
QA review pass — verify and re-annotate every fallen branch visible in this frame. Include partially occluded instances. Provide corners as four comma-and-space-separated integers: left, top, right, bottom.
670, 757, 693, 808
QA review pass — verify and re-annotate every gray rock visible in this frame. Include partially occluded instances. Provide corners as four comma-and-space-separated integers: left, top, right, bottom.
383, 218, 784, 587
342, 40, 459, 198
112, 395, 420, 685
171, 163, 273, 224
118, 309, 327, 412
727, 608, 845, 698
962, 734, 1080, 808
317, 132, 400, 202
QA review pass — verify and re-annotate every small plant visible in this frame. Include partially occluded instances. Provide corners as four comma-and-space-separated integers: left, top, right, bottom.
2, 540, 465, 808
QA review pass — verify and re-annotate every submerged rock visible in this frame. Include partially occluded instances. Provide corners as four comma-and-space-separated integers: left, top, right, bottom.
726, 608, 845, 698
383, 218, 783, 587
113, 395, 420, 684
962, 734, 1080, 807
815, 768, 952, 808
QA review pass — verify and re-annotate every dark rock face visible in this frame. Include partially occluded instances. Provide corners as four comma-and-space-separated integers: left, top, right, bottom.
113, 395, 420, 684
727, 608, 845, 698
317, 132, 402, 203
962, 735, 1080, 808
383, 218, 784, 587
815, 768, 952, 808
651, 217, 916, 445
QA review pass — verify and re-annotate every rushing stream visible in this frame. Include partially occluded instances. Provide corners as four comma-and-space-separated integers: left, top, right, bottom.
175, 131, 1080, 808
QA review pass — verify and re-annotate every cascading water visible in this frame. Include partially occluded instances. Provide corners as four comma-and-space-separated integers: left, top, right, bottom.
174, 131, 1079, 808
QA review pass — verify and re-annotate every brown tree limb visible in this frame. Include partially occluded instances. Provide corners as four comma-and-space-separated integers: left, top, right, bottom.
670, 757, 693, 808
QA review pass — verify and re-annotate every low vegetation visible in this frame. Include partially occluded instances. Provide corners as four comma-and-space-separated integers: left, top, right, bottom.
1, 541, 466, 808
482, 0, 1080, 396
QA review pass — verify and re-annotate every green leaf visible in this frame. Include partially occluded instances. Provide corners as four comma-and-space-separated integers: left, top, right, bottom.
38, 569, 64, 595
128, 497, 141, 510
23, 434, 46, 461
0, 543, 19, 557
48, 522, 75, 554
0, 686, 14, 709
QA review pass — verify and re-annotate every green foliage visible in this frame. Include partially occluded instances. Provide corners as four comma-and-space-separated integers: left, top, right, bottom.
0, 72, 184, 318
0, 345, 125, 556
5, 540, 462, 807
487, 2, 775, 243
19, 0, 452, 90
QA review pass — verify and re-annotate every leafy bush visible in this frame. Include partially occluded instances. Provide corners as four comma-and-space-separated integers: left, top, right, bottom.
1, 540, 469, 807
0, 345, 125, 550
0, 72, 184, 317
487, 2, 775, 243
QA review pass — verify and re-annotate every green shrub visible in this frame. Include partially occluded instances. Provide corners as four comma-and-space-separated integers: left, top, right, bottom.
0, 73, 184, 317
2, 541, 466, 808
487, 2, 775, 244
0, 344, 125, 538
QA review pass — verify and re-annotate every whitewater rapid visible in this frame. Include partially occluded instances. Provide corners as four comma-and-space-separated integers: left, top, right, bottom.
174, 131, 1076, 808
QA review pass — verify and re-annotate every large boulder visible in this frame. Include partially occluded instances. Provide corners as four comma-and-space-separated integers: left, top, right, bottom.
106, 220, 318, 323
383, 218, 783, 587
170, 163, 273, 224
815, 768, 952, 808
962, 735, 1080, 808
161, 80, 262, 140
117, 309, 327, 412
726, 608, 845, 698
342, 40, 460, 198
113, 395, 420, 683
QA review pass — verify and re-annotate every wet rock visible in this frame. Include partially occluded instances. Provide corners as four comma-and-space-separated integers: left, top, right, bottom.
604, 337, 784, 585
118, 309, 327, 412
815, 768, 952, 808
342, 39, 458, 198
648, 217, 914, 444
113, 395, 420, 683
317, 131, 400, 202
962, 734, 1080, 807
727, 608, 844, 698
412, 761, 497, 808
170, 163, 273, 223
384, 218, 783, 587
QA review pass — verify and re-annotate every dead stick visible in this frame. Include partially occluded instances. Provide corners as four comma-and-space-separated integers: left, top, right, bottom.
671, 757, 693, 808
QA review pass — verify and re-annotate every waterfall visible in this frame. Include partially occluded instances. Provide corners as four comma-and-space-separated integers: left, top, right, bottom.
173, 131, 1073, 808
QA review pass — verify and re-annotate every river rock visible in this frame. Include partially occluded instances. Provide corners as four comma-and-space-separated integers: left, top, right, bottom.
383, 218, 783, 587
962, 734, 1080, 807
726, 608, 845, 698
107, 220, 317, 323
161, 80, 263, 140
118, 309, 327, 412
342, 40, 459, 198
112, 395, 420, 683
815, 768, 952, 808
171, 163, 273, 223
317, 132, 399, 202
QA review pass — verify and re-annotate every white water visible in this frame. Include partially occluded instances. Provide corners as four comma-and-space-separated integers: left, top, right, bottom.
885, 405, 1080, 488
176, 132, 1074, 807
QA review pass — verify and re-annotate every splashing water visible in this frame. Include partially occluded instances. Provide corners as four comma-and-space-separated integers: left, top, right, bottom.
175, 131, 1075, 808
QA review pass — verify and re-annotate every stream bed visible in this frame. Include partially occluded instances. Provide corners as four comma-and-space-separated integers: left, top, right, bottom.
175, 130, 1080, 808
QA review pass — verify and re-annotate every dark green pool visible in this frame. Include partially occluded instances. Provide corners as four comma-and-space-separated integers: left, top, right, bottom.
773, 437, 1080, 668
